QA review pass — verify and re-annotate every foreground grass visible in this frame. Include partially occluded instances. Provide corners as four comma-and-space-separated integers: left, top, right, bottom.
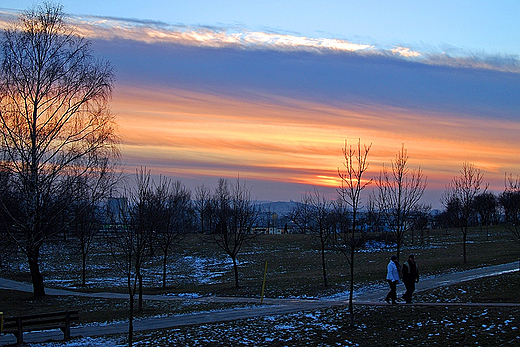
101, 272, 520, 347
12, 272, 519, 347
130, 305, 519, 347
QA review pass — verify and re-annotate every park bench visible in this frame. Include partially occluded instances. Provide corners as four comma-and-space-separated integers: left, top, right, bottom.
0, 310, 79, 345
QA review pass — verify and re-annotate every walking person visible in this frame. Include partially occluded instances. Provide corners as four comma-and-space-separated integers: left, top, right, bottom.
385, 255, 401, 305
402, 254, 419, 303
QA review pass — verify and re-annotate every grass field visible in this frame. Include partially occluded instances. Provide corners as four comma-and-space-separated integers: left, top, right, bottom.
3, 273, 518, 346
0, 226, 519, 346
3, 226, 518, 297
127, 274, 520, 347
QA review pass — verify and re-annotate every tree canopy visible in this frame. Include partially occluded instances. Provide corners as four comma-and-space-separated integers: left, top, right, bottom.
0, 3, 119, 297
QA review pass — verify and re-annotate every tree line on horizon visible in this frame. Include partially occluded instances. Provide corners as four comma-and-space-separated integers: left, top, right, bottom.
1, 2, 519, 339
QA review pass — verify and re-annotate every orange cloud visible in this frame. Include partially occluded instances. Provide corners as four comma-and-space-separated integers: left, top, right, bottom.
111, 84, 520, 198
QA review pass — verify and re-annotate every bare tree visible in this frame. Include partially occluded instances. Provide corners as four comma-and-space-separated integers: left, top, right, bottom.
105, 196, 138, 347
259, 203, 276, 234
291, 188, 333, 287
130, 168, 157, 312
194, 184, 211, 233
205, 178, 258, 288
410, 204, 432, 246
288, 197, 313, 234
154, 178, 193, 288
499, 174, 520, 271
473, 192, 498, 239
375, 144, 427, 261
68, 176, 105, 286
499, 174, 520, 243
331, 197, 350, 237
0, 3, 118, 297
105, 168, 155, 347
0, 168, 18, 269
149, 176, 172, 287
441, 162, 485, 264
308, 188, 334, 288
337, 139, 372, 326
367, 185, 387, 239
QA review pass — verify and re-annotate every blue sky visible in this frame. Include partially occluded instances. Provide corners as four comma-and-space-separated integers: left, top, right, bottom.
4, 0, 520, 56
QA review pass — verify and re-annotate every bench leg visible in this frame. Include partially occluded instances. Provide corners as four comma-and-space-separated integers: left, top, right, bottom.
16, 317, 23, 344
64, 311, 71, 340
60, 326, 71, 341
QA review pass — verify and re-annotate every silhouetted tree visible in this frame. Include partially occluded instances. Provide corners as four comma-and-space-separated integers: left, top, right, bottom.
442, 196, 462, 229
292, 188, 333, 287
0, 3, 118, 297
154, 178, 193, 288
259, 203, 276, 234
0, 168, 18, 269
194, 184, 211, 234
441, 162, 485, 263
337, 139, 372, 326
410, 204, 431, 246
374, 144, 427, 262
288, 199, 313, 234
205, 178, 258, 288
499, 174, 520, 243
68, 177, 105, 286
499, 174, 520, 271
473, 191, 497, 239
331, 197, 351, 236
105, 168, 155, 347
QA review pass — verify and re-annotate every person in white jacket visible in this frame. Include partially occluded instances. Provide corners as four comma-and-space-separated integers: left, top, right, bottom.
385, 255, 401, 305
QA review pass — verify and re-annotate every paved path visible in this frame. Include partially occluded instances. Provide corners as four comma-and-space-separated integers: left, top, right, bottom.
0, 262, 518, 345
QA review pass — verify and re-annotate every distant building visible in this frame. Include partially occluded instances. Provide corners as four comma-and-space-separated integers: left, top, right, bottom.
104, 197, 128, 225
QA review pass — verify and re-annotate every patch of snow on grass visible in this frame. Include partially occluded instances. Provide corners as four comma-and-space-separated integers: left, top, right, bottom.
30, 336, 121, 347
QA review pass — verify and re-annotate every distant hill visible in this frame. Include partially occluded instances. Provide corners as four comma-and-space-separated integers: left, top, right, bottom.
257, 201, 299, 216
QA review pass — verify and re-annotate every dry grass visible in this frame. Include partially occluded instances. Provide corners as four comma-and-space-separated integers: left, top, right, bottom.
125, 273, 520, 346
1, 226, 518, 298
0, 226, 518, 346
1, 274, 518, 346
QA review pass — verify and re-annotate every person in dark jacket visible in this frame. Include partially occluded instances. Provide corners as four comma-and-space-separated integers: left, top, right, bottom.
402, 254, 419, 303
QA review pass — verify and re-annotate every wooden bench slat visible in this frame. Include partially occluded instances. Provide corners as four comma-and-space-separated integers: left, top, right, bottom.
4, 310, 79, 321
4, 315, 79, 325
1, 310, 80, 344
2, 319, 78, 332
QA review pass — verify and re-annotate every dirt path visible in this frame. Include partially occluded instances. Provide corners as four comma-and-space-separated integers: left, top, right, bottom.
0, 262, 518, 345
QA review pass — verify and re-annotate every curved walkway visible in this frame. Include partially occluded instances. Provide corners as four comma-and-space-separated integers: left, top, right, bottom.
0, 262, 518, 345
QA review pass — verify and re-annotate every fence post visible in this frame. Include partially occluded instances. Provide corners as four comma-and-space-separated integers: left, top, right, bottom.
260, 260, 268, 304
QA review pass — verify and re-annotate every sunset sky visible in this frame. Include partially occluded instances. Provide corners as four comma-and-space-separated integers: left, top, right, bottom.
2, 1, 520, 207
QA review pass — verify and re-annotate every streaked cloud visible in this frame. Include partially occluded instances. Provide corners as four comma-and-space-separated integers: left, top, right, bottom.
391, 46, 421, 58
70, 14, 520, 73
10, 12, 369, 54
1, 10, 519, 72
